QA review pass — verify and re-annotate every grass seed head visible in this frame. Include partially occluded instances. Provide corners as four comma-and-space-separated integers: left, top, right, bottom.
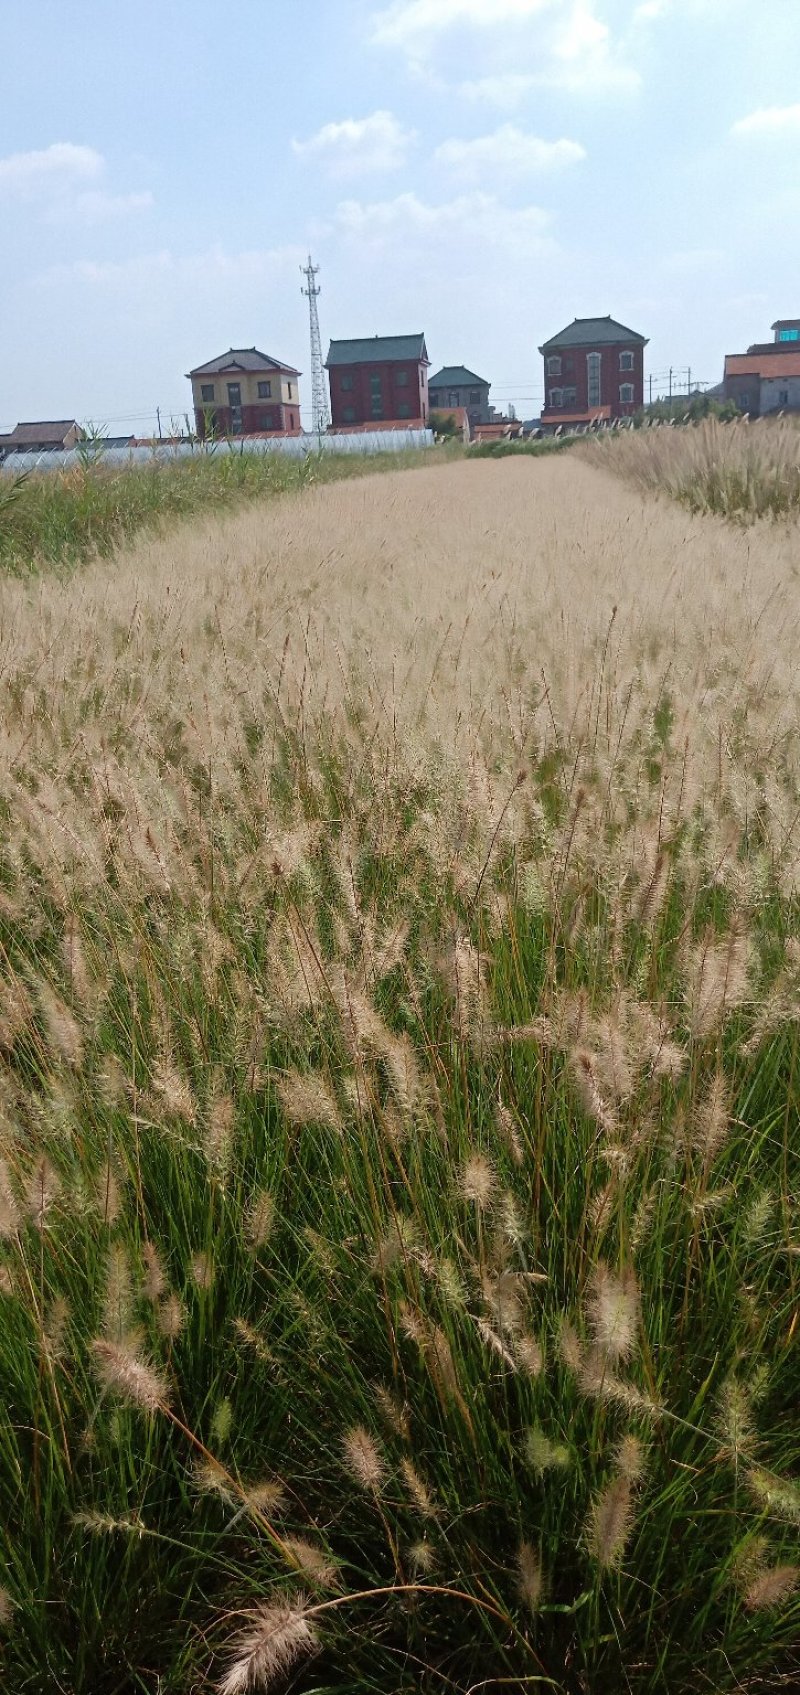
461, 1153, 496, 1210
217, 1596, 318, 1695
276, 1068, 342, 1134
342, 1423, 385, 1493
744, 1564, 799, 1611
587, 1473, 635, 1569
588, 1262, 640, 1363
91, 1335, 170, 1414
282, 1535, 338, 1589
516, 1541, 545, 1611
141, 1240, 166, 1302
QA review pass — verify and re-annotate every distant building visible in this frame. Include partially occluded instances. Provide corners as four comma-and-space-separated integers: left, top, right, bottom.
539, 316, 647, 428
428, 366, 491, 427
0, 420, 84, 459
326, 334, 430, 428
187, 348, 301, 438
472, 419, 523, 444
723, 319, 800, 416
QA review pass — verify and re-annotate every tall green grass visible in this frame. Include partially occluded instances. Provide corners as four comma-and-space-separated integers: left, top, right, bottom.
0, 722, 798, 1693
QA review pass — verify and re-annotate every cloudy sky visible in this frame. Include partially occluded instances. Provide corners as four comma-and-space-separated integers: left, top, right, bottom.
1, 0, 798, 430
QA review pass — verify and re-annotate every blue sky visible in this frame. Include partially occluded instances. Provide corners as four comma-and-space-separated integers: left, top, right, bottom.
1, 0, 798, 430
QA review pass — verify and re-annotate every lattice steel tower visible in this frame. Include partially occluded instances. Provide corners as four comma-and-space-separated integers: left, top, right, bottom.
301, 255, 330, 435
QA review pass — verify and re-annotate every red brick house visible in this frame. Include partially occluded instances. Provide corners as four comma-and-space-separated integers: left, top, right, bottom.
326, 334, 430, 428
539, 317, 647, 428
187, 348, 301, 438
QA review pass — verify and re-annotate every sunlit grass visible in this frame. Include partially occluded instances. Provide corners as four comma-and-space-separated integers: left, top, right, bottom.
588, 414, 800, 519
0, 455, 797, 1693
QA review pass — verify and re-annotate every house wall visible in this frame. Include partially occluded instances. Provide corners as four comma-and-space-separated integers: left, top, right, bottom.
541, 343, 644, 418
191, 371, 301, 438
723, 371, 761, 416
760, 375, 800, 413
328, 360, 428, 427
429, 382, 490, 425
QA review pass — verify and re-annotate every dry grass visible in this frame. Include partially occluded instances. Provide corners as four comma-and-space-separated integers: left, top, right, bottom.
586, 414, 800, 519
0, 455, 798, 1692
2, 455, 799, 813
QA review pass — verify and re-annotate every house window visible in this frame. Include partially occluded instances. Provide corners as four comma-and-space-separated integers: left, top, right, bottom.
342, 406, 356, 423
549, 388, 564, 408
397, 402, 411, 418
739, 392, 749, 409
370, 373, 382, 393
429, 390, 440, 406
779, 389, 790, 406
448, 390, 460, 407
563, 387, 577, 406
779, 329, 799, 341
257, 381, 272, 399
259, 412, 275, 430
371, 403, 384, 419
546, 356, 562, 376
619, 351, 634, 371
287, 382, 293, 399
227, 383, 241, 404
619, 384, 635, 404
200, 384, 215, 402
469, 390, 480, 405
396, 370, 408, 386
587, 353, 601, 407
341, 375, 354, 391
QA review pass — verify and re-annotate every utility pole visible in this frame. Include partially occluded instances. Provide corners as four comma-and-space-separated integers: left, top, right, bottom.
301, 255, 330, 436
687, 366, 692, 396
156, 406, 162, 440
649, 373, 653, 406
668, 368, 673, 401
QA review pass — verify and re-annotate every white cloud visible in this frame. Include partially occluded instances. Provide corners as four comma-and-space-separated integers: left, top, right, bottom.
435, 125, 586, 179
292, 110, 414, 176
459, 74, 541, 109
731, 104, 800, 139
0, 141, 152, 222
329, 188, 557, 261
42, 243, 302, 293
373, 0, 638, 97
371, 0, 552, 51
548, 2, 641, 91
47, 189, 154, 226
0, 142, 103, 197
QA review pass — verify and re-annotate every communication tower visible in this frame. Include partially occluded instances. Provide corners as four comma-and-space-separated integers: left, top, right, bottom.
301, 255, 330, 435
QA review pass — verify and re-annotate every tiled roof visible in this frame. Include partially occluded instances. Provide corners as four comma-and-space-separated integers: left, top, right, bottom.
429, 366, 489, 389
1, 420, 78, 445
326, 334, 429, 367
726, 352, 800, 378
187, 348, 300, 377
539, 317, 647, 351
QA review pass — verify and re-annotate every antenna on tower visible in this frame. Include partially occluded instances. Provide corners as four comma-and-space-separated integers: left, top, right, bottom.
301, 255, 330, 436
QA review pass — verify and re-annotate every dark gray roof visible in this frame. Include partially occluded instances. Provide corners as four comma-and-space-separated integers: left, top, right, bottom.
1, 420, 79, 445
429, 366, 489, 389
326, 334, 429, 367
539, 317, 648, 351
187, 347, 300, 377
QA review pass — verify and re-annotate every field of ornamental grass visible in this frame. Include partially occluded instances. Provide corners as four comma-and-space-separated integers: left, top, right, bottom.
0, 453, 798, 1693
0, 444, 447, 576
587, 415, 800, 520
